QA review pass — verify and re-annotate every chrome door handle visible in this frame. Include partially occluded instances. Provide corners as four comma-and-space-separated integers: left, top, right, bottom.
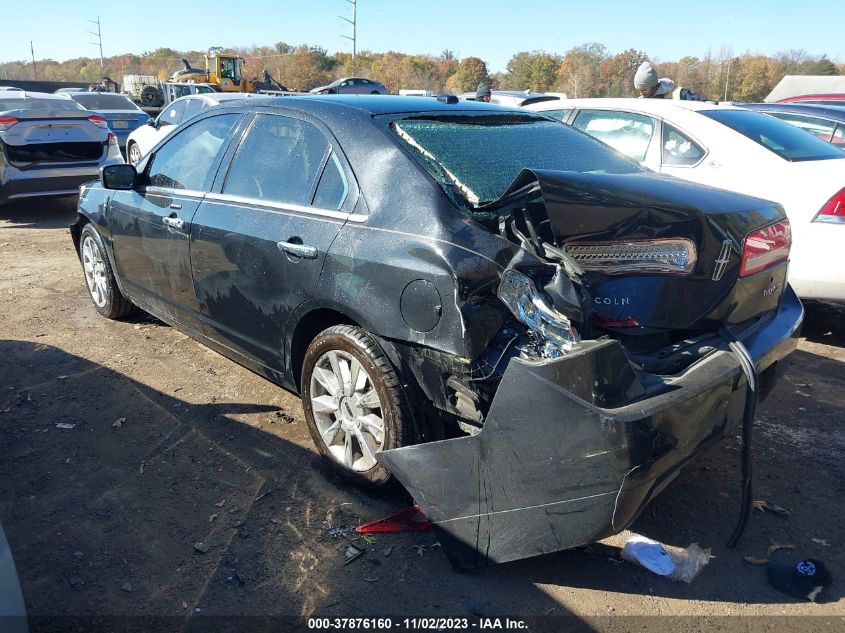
169, 203, 182, 210
162, 216, 184, 230
277, 241, 318, 259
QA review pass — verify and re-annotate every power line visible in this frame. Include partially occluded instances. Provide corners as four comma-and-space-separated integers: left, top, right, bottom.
339, 0, 357, 59
88, 16, 104, 74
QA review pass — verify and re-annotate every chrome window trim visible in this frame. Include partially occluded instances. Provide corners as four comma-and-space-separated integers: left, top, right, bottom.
204, 192, 367, 223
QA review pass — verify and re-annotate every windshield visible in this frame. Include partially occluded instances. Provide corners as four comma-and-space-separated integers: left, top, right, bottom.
71, 93, 140, 111
0, 98, 84, 113
701, 109, 845, 162
392, 114, 643, 205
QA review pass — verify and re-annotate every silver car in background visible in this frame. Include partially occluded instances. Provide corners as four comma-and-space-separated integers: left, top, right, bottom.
0, 91, 124, 204
309, 77, 388, 95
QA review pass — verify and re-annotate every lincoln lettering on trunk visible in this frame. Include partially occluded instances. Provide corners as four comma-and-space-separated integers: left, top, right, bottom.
594, 296, 631, 306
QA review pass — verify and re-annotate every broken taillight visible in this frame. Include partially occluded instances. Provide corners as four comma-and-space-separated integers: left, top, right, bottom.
0, 116, 18, 131
107, 132, 118, 145
563, 238, 697, 275
739, 220, 791, 277
814, 187, 845, 224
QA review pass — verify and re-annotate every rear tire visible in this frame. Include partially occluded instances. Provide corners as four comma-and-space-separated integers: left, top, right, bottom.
301, 325, 411, 487
79, 224, 134, 320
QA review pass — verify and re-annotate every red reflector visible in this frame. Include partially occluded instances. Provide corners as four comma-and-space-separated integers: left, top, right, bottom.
815, 187, 845, 223
88, 115, 108, 128
740, 220, 791, 277
0, 116, 18, 131
107, 132, 118, 145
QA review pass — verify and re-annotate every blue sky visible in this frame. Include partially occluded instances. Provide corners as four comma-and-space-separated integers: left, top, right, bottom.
2, 0, 842, 73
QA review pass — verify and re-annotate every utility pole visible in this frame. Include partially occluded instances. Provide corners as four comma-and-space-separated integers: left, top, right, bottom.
88, 16, 104, 75
723, 58, 732, 102
30, 41, 37, 80
339, 0, 357, 59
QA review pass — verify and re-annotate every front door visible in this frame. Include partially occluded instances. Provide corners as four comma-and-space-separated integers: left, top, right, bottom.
191, 112, 356, 371
108, 112, 242, 330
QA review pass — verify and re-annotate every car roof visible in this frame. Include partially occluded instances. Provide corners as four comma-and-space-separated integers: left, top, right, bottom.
238, 94, 524, 116
168, 92, 275, 106
0, 90, 73, 100
738, 102, 845, 120
525, 97, 734, 115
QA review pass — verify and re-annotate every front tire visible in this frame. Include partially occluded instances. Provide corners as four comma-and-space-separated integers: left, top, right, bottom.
301, 325, 411, 486
79, 224, 134, 319
127, 142, 142, 165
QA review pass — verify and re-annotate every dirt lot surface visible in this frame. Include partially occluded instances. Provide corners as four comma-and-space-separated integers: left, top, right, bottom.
1, 199, 844, 632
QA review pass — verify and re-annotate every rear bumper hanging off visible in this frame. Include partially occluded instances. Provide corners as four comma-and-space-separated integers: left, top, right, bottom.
379, 287, 803, 569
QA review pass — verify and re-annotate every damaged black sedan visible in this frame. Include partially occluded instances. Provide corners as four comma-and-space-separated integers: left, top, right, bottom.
72, 95, 802, 568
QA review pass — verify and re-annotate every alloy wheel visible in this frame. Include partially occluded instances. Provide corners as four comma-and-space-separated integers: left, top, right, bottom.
309, 350, 385, 472
81, 235, 108, 308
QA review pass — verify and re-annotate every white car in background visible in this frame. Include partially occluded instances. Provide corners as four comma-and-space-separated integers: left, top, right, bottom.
526, 98, 845, 303
125, 92, 271, 165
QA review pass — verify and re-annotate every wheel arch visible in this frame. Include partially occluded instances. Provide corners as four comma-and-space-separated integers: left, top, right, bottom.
288, 307, 361, 393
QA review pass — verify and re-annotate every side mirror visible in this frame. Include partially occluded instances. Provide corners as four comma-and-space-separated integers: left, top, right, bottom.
101, 164, 138, 190
146, 118, 156, 127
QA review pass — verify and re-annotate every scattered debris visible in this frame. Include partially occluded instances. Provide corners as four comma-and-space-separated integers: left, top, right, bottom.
193, 542, 210, 554
232, 519, 245, 528
112, 417, 126, 428
214, 500, 226, 508
57, 375, 70, 380
811, 538, 831, 547
343, 544, 365, 566
767, 542, 795, 557
356, 506, 431, 534
361, 534, 377, 545
621, 534, 712, 583
120, 582, 132, 592
413, 545, 426, 557
326, 526, 348, 539
363, 576, 379, 583
55, 422, 75, 429
383, 546, 393, 558
253, 488, 271, 503
743, 556, 770, 566
139, 461, 146, 474
73, 551, 84, 558
209, 514, 218, 522
752, 500, 790, 516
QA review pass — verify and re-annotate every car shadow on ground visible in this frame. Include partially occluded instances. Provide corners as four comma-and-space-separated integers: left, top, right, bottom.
801, 301, 845, 347
0, 340, 601, 631
0, 197, 78, 230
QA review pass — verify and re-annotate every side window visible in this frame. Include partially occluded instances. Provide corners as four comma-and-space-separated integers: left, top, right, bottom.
147, 113, 240, 191
313, 153, 349, 210
223, 114, 331, 206
541, 108, 572, 123
158, 100, 186, 127
573, 110, 655, 162
661, 123, 706, 167
181, 98, 205, 122
771, 113, 836, 143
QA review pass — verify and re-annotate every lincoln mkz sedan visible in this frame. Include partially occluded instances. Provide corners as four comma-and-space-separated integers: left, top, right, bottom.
72, 95, 802, 568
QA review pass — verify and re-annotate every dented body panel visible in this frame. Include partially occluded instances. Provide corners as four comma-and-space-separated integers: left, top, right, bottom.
380, 286, 802, 568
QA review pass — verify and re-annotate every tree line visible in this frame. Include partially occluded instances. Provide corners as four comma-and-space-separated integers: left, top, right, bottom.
2, 42, 842, 102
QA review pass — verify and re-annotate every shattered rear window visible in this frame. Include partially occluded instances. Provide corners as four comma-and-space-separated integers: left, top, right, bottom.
393, 115, 643, 205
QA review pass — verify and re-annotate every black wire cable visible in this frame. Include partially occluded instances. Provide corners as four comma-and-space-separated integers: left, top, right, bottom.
721, 329, 760, 549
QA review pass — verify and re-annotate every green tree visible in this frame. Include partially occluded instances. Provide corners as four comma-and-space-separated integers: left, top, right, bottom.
557, 43, 606, 97
444, 57, 490, 93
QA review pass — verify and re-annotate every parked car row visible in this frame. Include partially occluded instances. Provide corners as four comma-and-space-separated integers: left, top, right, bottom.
0, 91, 124, 205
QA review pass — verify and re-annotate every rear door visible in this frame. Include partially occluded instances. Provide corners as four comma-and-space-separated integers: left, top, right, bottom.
108, 112, 242, 330
190, 111, 356, 371
570, 109, 659, 165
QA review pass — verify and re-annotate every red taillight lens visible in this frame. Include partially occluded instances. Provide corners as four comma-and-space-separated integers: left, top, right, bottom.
88, 115, 108, 129
107, 132, 118, 145
814, 187, 845, 224
0, 116, 19, 131
740, 220, 791, 277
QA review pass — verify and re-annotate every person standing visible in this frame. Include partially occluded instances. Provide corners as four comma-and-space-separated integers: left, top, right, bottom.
475, 83, 492, 103
634, 61, 707, 101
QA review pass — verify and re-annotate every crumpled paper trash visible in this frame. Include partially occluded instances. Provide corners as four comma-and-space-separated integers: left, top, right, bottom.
621, 534, 712, 583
